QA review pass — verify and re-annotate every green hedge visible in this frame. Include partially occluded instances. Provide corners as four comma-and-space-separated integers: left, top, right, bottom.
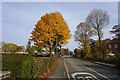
2, 53, 58, 79
21, 56, 33, 79
32, 57, 58, 78
2, 53, 29, 79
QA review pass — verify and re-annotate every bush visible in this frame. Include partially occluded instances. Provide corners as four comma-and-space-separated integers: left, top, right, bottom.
33, 57, 58, 78
2, 53, 58, 79
21, 56, 33, 78
2, 53, 29, 79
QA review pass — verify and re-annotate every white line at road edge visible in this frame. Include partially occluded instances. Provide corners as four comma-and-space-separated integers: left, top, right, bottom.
86, 67, 111, 80
73, 58, 111, 80
72, 72, 99, 80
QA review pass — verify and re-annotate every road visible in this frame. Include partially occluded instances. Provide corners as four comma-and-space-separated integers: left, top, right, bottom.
48, 55, 120, 80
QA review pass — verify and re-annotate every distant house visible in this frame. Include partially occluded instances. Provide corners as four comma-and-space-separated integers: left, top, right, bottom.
103, 24, 120, 56
105, 39, 120, 55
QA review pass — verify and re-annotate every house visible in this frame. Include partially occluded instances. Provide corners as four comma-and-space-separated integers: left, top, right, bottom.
104, 24, 120, 56
105, 39, 120, 55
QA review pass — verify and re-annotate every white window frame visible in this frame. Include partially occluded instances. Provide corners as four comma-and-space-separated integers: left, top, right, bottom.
115, 44, 118, 48
109, 45, 112, 48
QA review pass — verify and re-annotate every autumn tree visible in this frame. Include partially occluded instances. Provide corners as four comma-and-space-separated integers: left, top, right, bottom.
64, 48, 70, 55
26, 40, 36, 55
74, 48, 81, 56
2, 43, 17, 52
110, 25, 120, 39
110, 25, 120, 61
17, 46, 25, 52
86, 9, 110, 59
30, 12, 71, 57
93, 40, 109, 59
26, 40, 31, 53
74, 22, 93, 57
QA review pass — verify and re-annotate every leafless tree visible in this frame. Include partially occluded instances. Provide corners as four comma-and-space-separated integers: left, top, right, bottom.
86, 9, 110, 59
86, 9, 109, 44
74, 22, 93, 49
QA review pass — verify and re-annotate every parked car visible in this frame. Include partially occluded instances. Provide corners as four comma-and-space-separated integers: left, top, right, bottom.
35, 53, 50, 57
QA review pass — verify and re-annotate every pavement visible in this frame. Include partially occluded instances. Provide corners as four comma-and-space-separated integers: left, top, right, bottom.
48, 55, 120, 80
94, 62, 118, 67
48, 58, 67, 80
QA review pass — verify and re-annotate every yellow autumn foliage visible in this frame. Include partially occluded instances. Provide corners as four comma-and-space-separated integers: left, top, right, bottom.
30, 12, 71, 51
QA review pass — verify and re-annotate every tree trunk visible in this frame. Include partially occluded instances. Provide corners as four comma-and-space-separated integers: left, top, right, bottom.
55, 38, 57, 55
50, 44, 56, 57
98, 33, 102, 60
60, 46, 62, 55
50, 48, 53, 57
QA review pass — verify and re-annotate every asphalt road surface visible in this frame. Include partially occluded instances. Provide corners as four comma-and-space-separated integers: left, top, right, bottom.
48, 55, 120, 80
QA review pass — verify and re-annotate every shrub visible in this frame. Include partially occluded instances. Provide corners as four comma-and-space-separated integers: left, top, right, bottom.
32, 57, 58, 78
2, 53, 58, 79
2, 53, 29, 79
21, 56, 33, 78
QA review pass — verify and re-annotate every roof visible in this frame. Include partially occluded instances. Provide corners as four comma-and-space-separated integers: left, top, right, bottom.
105, 40, 120, 44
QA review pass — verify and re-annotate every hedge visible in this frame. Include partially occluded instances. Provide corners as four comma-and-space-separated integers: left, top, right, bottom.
32, 57, 58, 79
2, 53, 29, 79
2, 53, 58, 79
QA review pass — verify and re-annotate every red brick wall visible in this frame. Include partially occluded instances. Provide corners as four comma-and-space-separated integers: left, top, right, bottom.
106, 42, 120, 54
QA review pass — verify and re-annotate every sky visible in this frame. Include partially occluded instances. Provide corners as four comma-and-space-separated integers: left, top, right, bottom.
2, 2, 118, 51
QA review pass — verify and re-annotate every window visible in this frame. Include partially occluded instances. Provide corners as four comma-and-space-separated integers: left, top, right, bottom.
115, 44, 118, 48
109, 45, 112, 48
110, 51, 112, 54
118, 31, 120, 34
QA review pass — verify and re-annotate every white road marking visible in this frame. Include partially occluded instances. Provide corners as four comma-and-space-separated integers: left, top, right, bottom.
72, 72, 99, 80
86, 67, 111, 80
86, 76, 95, 80
74, 58, 111, 80
77, 77, 85, 80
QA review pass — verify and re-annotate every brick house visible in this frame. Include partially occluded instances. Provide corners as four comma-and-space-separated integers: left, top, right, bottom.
104, 24, 120, 56
105, 39, 120, 55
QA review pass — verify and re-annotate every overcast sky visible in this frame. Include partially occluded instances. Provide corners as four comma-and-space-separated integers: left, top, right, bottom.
2, 2, 118, 51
